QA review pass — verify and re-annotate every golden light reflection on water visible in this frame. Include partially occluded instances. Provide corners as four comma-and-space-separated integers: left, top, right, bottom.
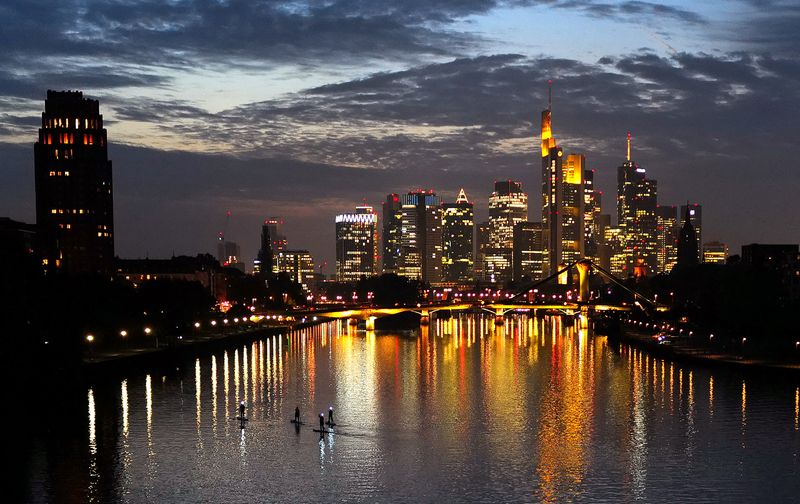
795, 387, 799, 431
195, 358, 203, 451
87, 388, 98, 502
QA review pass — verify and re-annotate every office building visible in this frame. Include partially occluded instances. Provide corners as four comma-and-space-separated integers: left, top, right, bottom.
617, 133, 658, 275
679, 204, 702, 262
561, 154, 585, 265
382, 194, 402, 274
513, 221, 544, 281
275, 250, 315, 292
335, 205, 378, 282
475, 221, 490, 281
656, 205, 678, 273
488, 180, 527, 283
399, 190, 442, 284
540, 89, 563, 276
584, 169, 601, 263
34, 90, 114, 274
703, 241, 728, 264
441, 189, 474, 283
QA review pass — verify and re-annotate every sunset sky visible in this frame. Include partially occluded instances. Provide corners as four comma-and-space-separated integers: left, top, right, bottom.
1, 0, 798, 271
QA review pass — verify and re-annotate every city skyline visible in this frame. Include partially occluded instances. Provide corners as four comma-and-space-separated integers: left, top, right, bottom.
0, 1, 798, 272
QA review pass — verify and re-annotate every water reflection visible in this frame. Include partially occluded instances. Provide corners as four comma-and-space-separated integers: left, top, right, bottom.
24, 315, 800, 502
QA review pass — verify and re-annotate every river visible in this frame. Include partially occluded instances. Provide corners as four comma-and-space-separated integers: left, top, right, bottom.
18, 315, 800, 502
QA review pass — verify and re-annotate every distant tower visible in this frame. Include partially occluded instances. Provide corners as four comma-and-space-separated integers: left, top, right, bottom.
617, 133, 658, 275
676, 205, 699, 268
441, 189, 474, 283
34, 90, 114, 274
679, 203, 702, 262
254, 220, 274, 274
540, 82, 562, 276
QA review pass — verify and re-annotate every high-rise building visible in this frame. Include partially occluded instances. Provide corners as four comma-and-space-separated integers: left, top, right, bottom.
583, 169, 601, 262
34, 90, 114, 274
335, 205, 378, 282
595, 213, 612, 271
617, 133, 658, 276
275, 250, 314, 292
441, 189, 474, 283
561, 154, 585, 265
217, 238, 244, 272
676, 206, 699, 269
382, 194, 402, 274
254, 220, 273, 274
679, 203, 702, 262
488, 180, 527, 283
703, 241, 728, 264
541, 90, 563, 276
475, 221, 490, 281
656, 205, 678, 273
399, 190, 442, 284
513, 221, 544, 281
605, 226, 627, 277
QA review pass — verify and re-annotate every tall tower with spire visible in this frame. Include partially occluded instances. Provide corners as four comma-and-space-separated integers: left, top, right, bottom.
540, 80, 563, 276
441, 189, 474, 283
676, 204, 699, 269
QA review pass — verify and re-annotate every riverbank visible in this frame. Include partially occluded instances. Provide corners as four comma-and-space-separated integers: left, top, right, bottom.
81, 321, 318, 377
617, 324, 800, 377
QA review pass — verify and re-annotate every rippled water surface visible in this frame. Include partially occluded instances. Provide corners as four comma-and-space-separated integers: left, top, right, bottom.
21, 316, 800, 502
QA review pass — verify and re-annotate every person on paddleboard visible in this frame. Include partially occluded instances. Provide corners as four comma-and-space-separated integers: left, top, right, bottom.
294, 406, 301, 423
239, 401, 246, 419
319, 413, 325, 431
328, 406, 334, 425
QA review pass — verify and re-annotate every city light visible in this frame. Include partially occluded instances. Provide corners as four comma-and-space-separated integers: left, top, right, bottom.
120, 330, 127, 337
85, 334, 94, 343
144, 327, 152, 335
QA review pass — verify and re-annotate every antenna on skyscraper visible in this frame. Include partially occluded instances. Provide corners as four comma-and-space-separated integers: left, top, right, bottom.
548, 79, 553, 111
626, 132, 631, 161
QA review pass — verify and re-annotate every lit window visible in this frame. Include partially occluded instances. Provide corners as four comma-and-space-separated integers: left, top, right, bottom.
49, 171, 55, 176
64, 171, 69, 176
51, 209, 57, 214
97, 232, 102, 237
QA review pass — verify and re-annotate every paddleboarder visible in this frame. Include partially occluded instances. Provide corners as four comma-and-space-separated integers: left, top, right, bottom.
239, 401, 246, 419
294, 406, 301, 423
319, 413, 325, 432
327, 406, 334, 426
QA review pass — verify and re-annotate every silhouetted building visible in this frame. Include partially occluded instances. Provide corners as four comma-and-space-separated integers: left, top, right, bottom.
254, 221, 273, 274
217, 239, 243, 272
679, 203, 702, 262
513, 221, 544, 280
382, 194, 402, 274
0, 218, 38, 278
116, 255, 228, 301
741, 243, 800, 299
703, 241, 728, 264
441, 189, 474, 283
475, 221, 490, 281
335, 205, 378, 282
676, 206, 699, 268
34, 90, 114, 274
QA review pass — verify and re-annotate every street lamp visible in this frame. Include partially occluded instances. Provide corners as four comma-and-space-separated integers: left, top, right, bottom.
86, 334, 95, 358
194, 322, 201, 329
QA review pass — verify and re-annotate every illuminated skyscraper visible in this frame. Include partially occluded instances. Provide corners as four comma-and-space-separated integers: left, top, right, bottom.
583, 169, 601, 262
513, 221, 545, 280
335, 205, 378, 282
441, 189, 474, 283
656, 205, 678, 273
540, 84, 562, 276
399, 190, 442, 284
617, 133, 658, 275
34, 90, 114, 274
488, 180, 527, 283
561, 154, 585, 265
382, 194, 402, 274
680, 203, 703, 262
275, 250, 314, 292
703, 241, 728, 264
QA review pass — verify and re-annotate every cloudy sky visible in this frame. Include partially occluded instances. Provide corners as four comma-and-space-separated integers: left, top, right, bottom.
1, 0, 798, 272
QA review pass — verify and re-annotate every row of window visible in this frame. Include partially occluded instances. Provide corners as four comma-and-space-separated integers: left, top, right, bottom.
51, 208, 92, 215
44, 118, 100, 129
44, 134, 103, 147
48, 170, 70, 177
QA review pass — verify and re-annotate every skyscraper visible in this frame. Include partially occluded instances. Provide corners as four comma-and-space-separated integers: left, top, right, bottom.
679, 203, 702, 262
617, 133, 658, 275
561, 154, 585, 265
475, 221, 490, 281
676, 206, 699, 268
656, 205, 678, 273
275, 250, 315, 292
254, 221, 273, 274
540, 86, 562, 276
34, 90, 114, 274
513, 221, 544, 281
441, 189, 474, 283
583, 169, 601, 263
488, 180, 527, 283
335, 205, 378, 282
399, 190, 442, 284
382, 194, 402, 274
